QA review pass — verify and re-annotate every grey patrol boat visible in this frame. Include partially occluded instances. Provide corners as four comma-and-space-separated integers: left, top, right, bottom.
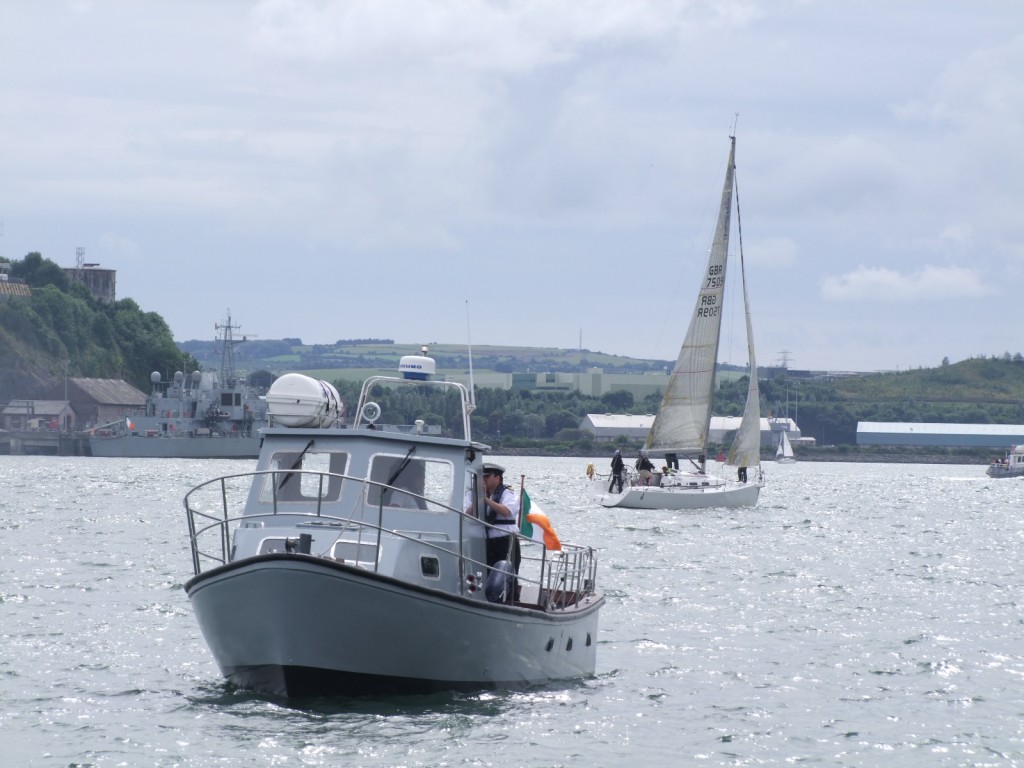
89, 312, 268, 459
183, 349, 603, 697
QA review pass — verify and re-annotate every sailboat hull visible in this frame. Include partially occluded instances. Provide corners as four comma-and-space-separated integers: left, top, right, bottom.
590, 478, 761, 510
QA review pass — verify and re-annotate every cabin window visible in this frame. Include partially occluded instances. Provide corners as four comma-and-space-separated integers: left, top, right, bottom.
464, 470, 481, 519
366, 455, 454, 512
257, 538, 289, 554
260, 450, 349, 503
332, 540, 379, 565
420, 556, 440, 579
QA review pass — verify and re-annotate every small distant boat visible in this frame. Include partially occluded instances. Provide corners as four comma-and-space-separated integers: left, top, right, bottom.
89, 311, 268, 459
589, 135, 763, 510
986, 445, 1024, 478
775, 431, 796, 464
184, 349, 604, 697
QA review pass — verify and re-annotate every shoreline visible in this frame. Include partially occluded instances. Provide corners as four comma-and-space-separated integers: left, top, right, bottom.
497, 446, 1001, 466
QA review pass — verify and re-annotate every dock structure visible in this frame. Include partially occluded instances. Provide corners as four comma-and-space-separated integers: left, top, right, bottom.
0, 430, 91, 456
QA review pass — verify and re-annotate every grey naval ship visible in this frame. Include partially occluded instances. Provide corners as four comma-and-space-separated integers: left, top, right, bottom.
89, 313, 269, 459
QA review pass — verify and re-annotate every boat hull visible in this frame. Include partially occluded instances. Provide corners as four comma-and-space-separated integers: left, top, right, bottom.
185, 554, 603, 697
986, 466, 1024, 479
591, 478, 762, 509
90, 434, 262, 459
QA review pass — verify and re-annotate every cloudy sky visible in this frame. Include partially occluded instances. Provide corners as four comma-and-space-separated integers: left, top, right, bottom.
3, 1, 1022, 372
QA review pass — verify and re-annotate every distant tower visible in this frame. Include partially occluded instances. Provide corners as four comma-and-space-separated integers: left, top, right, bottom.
62, 248, 116, 301
777, 350, 792, 369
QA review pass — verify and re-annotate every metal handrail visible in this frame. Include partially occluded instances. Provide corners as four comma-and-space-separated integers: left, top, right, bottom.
184, 469, 599, 608
353, 375, 475, 440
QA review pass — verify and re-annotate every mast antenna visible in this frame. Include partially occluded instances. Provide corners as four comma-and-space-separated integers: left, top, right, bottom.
215, 309, 249, 384
465, 300, 476, 411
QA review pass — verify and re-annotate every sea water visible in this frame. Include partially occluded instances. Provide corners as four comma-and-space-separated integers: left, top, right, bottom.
1, 456, 1022, 766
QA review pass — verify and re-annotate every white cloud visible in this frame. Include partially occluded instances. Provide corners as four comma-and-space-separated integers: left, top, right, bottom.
894, 34, 1024, 133
820, 264, 992, 301
245, 1, 759, 70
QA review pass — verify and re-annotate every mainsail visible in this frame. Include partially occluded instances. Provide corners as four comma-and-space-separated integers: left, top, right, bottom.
646, 138, 736, 455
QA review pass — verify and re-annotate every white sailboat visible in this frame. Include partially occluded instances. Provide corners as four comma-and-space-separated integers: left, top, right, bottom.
591, 135, 763, 510
776, 430, 796, 464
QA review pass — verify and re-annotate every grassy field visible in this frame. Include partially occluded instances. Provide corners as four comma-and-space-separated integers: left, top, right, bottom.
194, 340, 673, 381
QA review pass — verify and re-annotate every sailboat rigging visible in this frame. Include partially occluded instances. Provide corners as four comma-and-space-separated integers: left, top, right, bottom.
590, 135, 764, 510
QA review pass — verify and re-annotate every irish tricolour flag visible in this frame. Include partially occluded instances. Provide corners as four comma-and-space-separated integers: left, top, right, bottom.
519, 490, 561, 551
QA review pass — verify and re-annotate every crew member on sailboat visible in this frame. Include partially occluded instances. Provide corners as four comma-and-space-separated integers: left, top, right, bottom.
609, 449, 625, 492
635, 451, 655, 486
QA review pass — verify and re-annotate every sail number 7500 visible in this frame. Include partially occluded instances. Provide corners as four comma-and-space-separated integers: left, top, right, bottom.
704, 264, 724, 289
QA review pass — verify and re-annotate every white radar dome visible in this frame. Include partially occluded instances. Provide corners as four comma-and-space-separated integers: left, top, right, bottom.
399, 355, 435, 380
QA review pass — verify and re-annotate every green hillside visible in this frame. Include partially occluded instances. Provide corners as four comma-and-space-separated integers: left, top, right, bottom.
716, 357, 1024, 448
0, 253, 198, 403
833, 356, 1024, 403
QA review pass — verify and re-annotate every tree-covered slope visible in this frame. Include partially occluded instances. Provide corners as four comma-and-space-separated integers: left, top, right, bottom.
0, 253, 197, 402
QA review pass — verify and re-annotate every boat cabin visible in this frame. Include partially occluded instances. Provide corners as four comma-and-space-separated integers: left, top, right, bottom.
224, 427, 487, 595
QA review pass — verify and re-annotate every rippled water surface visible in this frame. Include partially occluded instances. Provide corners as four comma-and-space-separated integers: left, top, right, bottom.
2, 456, 1022, 766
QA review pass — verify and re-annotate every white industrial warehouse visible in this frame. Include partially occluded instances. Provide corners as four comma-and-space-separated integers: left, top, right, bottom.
579, 414, 807, 448
857, 422, 1024, 448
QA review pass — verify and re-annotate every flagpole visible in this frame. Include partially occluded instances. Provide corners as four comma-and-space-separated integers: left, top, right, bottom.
504, 473, 526, 572
518, 474, 525, 530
